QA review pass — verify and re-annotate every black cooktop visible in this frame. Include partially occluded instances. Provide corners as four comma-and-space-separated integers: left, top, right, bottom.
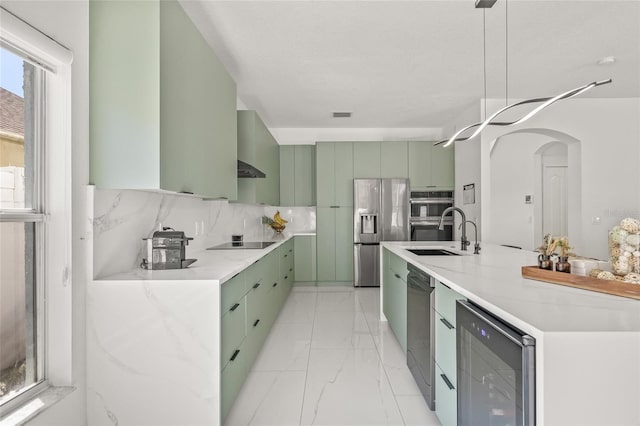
207, 241, 276, 250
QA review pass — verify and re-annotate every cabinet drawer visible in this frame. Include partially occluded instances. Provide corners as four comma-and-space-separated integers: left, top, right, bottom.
435, 311, 457, 382
245, 257, 266, 291
221, 273, 246, 315
221, 341, 248, 421
435, 363, 457, 426
221, 299, 246, 370
389, 253, 407, 281
244, 310, 270, 369
435, 281, 464, 321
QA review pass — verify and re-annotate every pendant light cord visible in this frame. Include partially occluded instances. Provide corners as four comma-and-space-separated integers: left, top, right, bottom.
483, 9, 487, 121
505, 0, 508, 106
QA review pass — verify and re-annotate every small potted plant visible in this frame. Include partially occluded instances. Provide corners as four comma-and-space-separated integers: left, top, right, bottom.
554, 236, 573, 273
536, 234, 556, 270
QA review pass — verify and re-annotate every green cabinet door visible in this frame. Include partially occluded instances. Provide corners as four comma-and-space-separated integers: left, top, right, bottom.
382, 249, 392, 321
221, 339, 247, 421
334, 143, 354, 207
431, 143, 455, 189
316, 142, 353, 207
237, 110, 280, 205
316, 143, 335, 207
159, 0, 237, 198
353, 142, 381, 178
316, 207, 336, 281
90, 0, 237, 199
408, 141, 433, 189
294, 235, 316, 282
381, 141, 408, 178
279, 146, 295, 206
335, 207, 354, 282
435, 363, 457, 426
294, 146, 316, 206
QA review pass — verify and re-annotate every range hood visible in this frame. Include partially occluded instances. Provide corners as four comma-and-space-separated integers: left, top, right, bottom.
237, 160, 266, 178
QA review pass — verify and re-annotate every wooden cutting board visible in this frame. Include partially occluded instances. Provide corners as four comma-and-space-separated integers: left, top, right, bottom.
521, 266, 640, 300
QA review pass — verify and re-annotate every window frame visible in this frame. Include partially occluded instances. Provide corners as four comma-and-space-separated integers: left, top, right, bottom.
0, 6, 73, 421
0, 40, 49, 419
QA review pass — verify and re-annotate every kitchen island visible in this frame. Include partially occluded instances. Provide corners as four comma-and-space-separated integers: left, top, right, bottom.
382, 241, 640, 426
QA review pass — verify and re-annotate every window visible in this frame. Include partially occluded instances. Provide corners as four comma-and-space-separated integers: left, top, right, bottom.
0, 41, 46, 416
0, 7, 73, 418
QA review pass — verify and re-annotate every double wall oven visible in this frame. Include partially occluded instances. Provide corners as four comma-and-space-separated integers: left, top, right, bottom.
410, 191, 454, 241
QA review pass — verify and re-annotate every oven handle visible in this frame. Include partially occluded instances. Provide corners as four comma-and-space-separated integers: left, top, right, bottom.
456, 300, 535, 348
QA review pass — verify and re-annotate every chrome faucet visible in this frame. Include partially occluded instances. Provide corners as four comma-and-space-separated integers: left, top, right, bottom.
439, 206, 470, 251
461, 220, 481, 254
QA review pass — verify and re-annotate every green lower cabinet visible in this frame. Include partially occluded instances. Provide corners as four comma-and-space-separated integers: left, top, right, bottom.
221, 340, 247, 421
382, 250, 407, 353
220, 298, 246, 371
220, 239, 296, 421
294, 235, 316, 282
316, 207, 353, 283
435, 363, 457, 426
434, 281, 465, 426
316, 208, 336, 282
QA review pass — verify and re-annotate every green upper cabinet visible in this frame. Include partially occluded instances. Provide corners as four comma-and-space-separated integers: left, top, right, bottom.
316, 142, 353, 207
353, 142, 381, 178
408, 141, 454, 190
90, 0, 237, 199
280, 145, 316, 207
430, 143, 455, 188
381, 141, 408, 178
237, 110, 280, 205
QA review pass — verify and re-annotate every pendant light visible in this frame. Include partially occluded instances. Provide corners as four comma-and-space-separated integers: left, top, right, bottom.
435, 1, 612, 148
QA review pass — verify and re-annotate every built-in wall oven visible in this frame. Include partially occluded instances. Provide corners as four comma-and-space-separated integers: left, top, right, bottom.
456, 300, 536, 426
410, 191, 454, 241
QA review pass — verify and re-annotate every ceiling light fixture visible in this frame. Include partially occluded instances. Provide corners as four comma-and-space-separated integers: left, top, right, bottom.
475, 0, 497, 8
436, 1, 612, 148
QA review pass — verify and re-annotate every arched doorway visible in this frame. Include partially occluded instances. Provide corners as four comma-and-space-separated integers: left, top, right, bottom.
484, 128, 581, 251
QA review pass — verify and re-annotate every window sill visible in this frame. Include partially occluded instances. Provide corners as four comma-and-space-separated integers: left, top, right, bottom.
0, 386, 75, 426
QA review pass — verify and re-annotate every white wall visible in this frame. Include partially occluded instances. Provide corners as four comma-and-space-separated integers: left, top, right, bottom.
270, 127, 442, 145
480, 97, 640, 259
1, 1, 89, 425
443, 102, 482, 241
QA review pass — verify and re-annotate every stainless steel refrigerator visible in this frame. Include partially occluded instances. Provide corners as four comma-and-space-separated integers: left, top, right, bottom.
353, 178, 410, 287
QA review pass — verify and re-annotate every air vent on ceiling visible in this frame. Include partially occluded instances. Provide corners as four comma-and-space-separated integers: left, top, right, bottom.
475, 0, 497, 8
332, 112, 352, 118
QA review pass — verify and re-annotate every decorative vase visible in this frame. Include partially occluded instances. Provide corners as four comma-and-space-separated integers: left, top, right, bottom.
555, 256, 571, 273
538, 254, 553, 270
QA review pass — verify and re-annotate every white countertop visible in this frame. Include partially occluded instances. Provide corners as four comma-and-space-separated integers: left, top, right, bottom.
94, 233, 304, 283
382, 241, 640, 335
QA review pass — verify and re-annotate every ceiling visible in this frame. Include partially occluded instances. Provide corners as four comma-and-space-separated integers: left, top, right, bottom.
181, 0, 640, 129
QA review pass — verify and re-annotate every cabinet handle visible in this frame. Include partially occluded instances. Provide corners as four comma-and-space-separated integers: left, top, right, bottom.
253, 282, 260, 289
284, 254, 288, 258
230, 303, 240, 312
440, 373, 455, 390
253, 319, 260, 327
230, 349, 240, 362
284, 275, 288, 280
394, 273, 401, 279
273, 282, 278, 287
330, 205, 339, 208
289, 268, 293, 272
440, 317, 454, 330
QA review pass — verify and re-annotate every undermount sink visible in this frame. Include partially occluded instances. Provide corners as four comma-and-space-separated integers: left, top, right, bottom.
406, 248, 460, 256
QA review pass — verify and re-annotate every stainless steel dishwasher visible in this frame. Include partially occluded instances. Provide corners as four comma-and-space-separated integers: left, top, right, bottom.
406, 263, 436, 410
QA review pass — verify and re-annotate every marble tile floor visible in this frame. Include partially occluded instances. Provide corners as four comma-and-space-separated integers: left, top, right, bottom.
225, 285, 442, 426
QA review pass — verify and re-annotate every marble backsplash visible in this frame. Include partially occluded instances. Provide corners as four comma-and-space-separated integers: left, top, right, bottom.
89, 186, 315, 279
